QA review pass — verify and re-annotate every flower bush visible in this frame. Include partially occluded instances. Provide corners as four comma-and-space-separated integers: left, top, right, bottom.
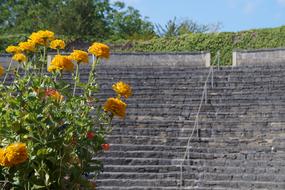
0, 30, 132, 189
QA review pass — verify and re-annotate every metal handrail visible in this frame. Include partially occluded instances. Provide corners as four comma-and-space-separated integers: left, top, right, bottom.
179, 51, 221, 189
179, 66, 213, 188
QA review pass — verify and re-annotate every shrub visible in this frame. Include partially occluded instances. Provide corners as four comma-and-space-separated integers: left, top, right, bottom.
0, 30, 132, 189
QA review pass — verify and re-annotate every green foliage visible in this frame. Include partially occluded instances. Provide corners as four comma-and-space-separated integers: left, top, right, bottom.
0, 73, 108, 189
156, 17, 221, 37
0, 0, 155, 41
110, 2, 155, 40
113, 26, 285, 65
0, 31, 118, 189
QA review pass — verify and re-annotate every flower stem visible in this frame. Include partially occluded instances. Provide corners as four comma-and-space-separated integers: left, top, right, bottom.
88, 55, 98, 84
86, 55, 98, 96
15, 64, 20, 76
2, 58, 12, 83
23, 62, 27, 76
73, 63, 80, 96
41, 47, 46, 76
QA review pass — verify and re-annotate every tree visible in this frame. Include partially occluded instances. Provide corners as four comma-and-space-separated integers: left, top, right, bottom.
156, 17, 222, 37
156, 18, 180, 37
0, 0, 60, 33
0, 0, 156, 41
53, 0, 113, 39
110, 1, 156, 40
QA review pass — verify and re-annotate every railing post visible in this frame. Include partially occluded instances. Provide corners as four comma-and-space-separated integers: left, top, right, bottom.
211, 67, 214, 88
217, 51, 220, 69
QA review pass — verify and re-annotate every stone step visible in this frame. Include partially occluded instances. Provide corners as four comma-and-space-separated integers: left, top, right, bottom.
95, 186, 195, 190
100, 164, 278, 174
95, 171, 285, 186
108, 126, 285, 138
104, 135, 280, 147
95, 178, 187, 188
112, 119, 285, 127
99, 156, 285, 168
99, 148, 285, 161
105, 144, 274, 153
123, 114, 285, 123
96, 79, 285, 88
96, 89, 285, 100
95, 177, 285, 189
120, 103, 285, 110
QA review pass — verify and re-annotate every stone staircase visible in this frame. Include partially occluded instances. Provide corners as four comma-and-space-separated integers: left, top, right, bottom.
90, 63, 285, 190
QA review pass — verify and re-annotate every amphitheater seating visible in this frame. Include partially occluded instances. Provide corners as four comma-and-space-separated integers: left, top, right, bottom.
2, 53, 285, 189
93, 63, 285, 190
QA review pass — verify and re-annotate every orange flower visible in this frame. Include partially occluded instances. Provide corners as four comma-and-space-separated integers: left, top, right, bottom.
48, 55, 74, 72
69, 50, 89, 63
0, 65, 4, 76
29, 30, 55, 46
0, 143, 28, 167
5, 45, 22, 54
101, 144, 110, 151
112, 81, 132, 99
50, 39, 65, 50
0, 148, 8, 166
45, 88, 64, 102
18, 40, 36, 52
88, 42, 110, 59
47, 65, 61, 72
12, 53, 27, 63
103, 98, 126, 118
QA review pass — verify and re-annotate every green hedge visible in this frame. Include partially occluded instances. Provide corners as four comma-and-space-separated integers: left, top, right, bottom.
112, 26, 285, 65
2, 26, 285, 65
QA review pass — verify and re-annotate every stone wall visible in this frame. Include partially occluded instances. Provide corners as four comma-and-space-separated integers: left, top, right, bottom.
46, 52, 211, 67
233, 48, 285, 66
100, 52, 211, 67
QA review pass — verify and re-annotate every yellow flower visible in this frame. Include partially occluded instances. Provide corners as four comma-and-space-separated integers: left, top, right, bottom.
29, 30, 55, 46
29, 32, 46, 46
69, 50, 89, 64
88, 42, 110, 59
0, 143, 28, 167
0, 65, 4, 76
104, 98, 127, 118
18, 40, 36, 52
5, 45, 22, 54
0, 148, 9, 167
112, 81, 132, 99
37, 30, 55, 41
50, 39, 65, 50
47, 65, 61, 72
48, 55, 74, 72
12, 53, 27, 63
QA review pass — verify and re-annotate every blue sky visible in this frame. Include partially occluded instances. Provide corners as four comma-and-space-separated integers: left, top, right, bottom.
113, 0, 285, 32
